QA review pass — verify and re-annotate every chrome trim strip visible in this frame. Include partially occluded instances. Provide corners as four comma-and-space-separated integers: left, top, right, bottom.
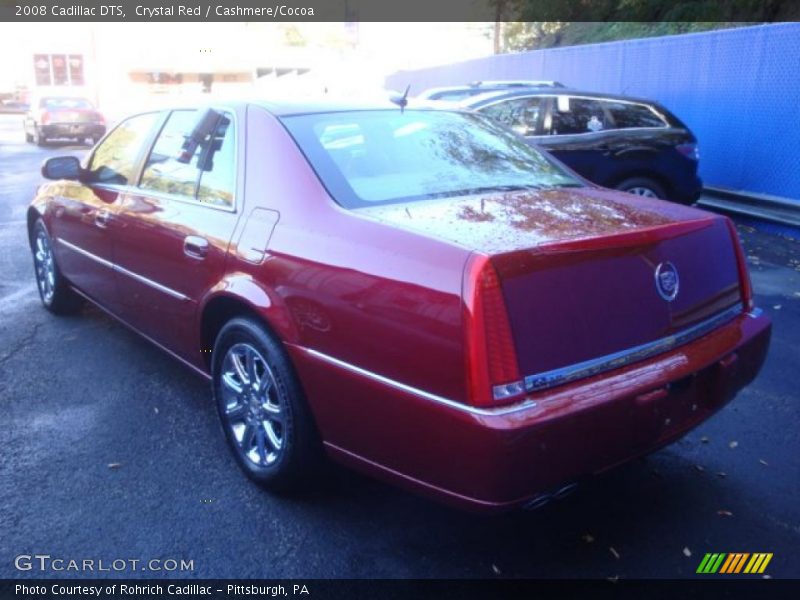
299, 347, 538, 417
57, 238, 113, 268
524, 305, 743, 393
113, 262, 189, 301
300, 304, 745, 415
57, 238, 189, 302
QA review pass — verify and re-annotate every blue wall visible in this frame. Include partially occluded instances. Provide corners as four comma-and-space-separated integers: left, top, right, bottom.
387, 24, 800, 202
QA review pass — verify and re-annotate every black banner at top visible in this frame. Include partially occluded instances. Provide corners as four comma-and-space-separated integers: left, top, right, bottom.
0, 0, 799, 22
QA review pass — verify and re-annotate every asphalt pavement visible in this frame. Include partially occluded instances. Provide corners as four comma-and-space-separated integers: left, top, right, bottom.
0, 113, 798, 579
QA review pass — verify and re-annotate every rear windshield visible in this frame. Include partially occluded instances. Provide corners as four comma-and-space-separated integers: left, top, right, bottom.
282, 109, 581, 208
40, 97, 93, 110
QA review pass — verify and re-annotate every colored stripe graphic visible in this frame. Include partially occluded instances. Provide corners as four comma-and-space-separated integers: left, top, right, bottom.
697, 553, 726, 573
697, 552, 773, 574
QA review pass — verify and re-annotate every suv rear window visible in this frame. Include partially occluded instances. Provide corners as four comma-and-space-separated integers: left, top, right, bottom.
605, 101, 667, 129
551, 97, 610, 135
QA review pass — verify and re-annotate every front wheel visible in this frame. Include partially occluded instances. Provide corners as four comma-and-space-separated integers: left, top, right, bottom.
31, 219, 83, 314
212, 318, 322, 492
615, 177, 666, 199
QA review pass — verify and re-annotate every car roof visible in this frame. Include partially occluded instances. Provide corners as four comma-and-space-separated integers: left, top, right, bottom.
166, 96, 454, 117
132, 96, 462, 119
458, 88, 663, 108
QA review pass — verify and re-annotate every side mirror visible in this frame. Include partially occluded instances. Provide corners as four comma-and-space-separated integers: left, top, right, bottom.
41, 156, 82, 181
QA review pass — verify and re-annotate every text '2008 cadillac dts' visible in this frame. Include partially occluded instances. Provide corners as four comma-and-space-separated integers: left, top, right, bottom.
28, 100, 770, 512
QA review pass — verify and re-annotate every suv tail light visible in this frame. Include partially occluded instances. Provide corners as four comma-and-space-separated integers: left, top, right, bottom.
40, 110, 51, 125
725, 218, 754, 311
676, 142, 699, 161
462, 254, 525, 407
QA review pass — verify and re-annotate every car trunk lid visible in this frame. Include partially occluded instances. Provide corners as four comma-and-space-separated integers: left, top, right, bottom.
358, 187, 742, 393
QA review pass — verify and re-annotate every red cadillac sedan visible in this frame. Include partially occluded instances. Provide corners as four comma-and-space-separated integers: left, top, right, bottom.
28, 100, 771, 512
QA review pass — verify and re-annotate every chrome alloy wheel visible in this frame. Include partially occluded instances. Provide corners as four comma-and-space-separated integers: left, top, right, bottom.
626, 186, 659, 198
34, 230, 56, 304
220, 343, 285, 467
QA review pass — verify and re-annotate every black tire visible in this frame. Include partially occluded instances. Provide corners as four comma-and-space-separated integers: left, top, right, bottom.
33, 127, 46, 147
31, 219, 83, 315
212, 317, 322, 492
615, 176, 666, 200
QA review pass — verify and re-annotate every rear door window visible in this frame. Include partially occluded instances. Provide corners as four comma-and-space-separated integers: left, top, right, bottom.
88, 112, 159, 185
140, 109, 235, 208
604, 101, 667, 129
551, 96, 610, 135
480, 97, 544, 136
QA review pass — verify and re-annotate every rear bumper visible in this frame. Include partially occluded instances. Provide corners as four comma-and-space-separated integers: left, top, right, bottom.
41, 123, 105, 139
290, 308, 770, 513
672, 174, 703, 204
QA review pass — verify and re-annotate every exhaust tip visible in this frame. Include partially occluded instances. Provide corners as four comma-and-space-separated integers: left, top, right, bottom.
522, 482, 579, 511
552, 482, 579, 500
522, 494, 551, 511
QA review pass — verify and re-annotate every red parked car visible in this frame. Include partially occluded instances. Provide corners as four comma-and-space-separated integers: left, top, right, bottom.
23, 96, 106, 146
28, 100, 770, 512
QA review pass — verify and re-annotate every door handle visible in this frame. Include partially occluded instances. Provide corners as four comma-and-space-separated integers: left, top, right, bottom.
184, 236, 209, 259
95, 209, 111, 228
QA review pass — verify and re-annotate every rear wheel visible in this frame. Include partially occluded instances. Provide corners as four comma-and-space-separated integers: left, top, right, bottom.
33, 127, 47, 147
212, 317, 322, 492
615, 177, 666, 199
31, 219, 83, 315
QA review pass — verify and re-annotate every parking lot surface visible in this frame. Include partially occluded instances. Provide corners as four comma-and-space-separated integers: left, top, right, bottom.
0, 113, 798, 579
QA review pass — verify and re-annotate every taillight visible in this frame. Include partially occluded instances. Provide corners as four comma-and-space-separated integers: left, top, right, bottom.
40, 110, 51, 125
462, 254, 525, 407
725, 218, 754, 311
676, 142, 699, 161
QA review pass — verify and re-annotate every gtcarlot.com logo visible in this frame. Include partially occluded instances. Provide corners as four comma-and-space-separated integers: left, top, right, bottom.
15, 554, 194, 573
696, 552, 773, 574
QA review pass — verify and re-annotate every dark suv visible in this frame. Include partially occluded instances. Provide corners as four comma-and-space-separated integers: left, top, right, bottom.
460, 89, 702, 203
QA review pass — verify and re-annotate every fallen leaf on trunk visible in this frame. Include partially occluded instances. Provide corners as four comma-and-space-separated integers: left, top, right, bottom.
609, 547, 620, 560
694, 464, 705, 472
759, 459, 769, 466
683, 547, 692, 557
107, 463, 122, 469
717, 510, 733, 517
729, 441, 739, 449
700, 436, 709, 444
716, 472, 727, 478
491, 564, 501, 575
